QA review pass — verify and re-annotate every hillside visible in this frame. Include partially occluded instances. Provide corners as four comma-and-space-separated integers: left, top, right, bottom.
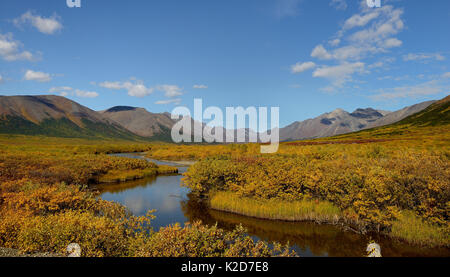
394, 95, 449, 126
0, 95, 142, 140
279, 100, 436, 141
322, 95, 449, 141
280, 108, 388, 141
100, 106, 174, 140
365, 100, 435, 129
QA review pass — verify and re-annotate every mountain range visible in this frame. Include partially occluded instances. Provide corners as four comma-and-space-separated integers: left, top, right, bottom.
279, 101, 435, 141
0, 94, 442, 141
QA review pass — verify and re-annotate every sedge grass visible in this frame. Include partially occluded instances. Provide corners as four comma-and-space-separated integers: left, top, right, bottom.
390, 210, 449, 247
209, 191, 342, 223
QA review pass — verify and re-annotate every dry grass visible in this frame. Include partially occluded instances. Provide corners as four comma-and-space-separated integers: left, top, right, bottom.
390, 210, 449, 247
210, 191, 342, 223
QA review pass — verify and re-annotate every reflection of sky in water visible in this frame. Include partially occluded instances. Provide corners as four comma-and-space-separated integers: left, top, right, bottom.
101, 174, 190, 230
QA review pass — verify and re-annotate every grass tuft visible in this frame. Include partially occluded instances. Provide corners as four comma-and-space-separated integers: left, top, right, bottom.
210, 191, 342, 223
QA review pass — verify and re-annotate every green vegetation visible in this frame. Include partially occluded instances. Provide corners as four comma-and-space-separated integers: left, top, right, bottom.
0, 116, 143, 141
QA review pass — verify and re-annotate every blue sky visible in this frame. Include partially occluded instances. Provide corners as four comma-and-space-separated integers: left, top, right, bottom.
0, 0, 449, 127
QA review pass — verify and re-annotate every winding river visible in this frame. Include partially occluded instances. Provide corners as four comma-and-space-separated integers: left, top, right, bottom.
95, 153, 450, 257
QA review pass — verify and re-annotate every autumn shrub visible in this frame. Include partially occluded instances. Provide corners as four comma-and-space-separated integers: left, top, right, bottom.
15, 210, 130, 257
183, 150, 450, 245
0, 151, 175, 185
130, 221, 294, 257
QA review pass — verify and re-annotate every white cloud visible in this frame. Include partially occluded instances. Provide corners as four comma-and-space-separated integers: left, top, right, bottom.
313, 62, 365, 87
383, 38, 402, 48
155, 98, 182, 105
329, 38, 341, 46
124, 82, 153, 97
193, 84, 208, 89
14, 11, 63, 35
0, 32, 35, 61
99, 81, 123, 90
342, 9, 380, 30
372, 80, 446, 100
403, 53, 445, 62
348, 6, 404, 44
311, 45, 333, 60
49, 86, 73, 93
312, 5, 405, 62
291, 61, 316, 73
49, 86, 98, 98
298, 4, 407, 91
442, 72, 450, 79
330, 0, 347, 11
75, 89, 98, 98
157, 85, 184, 97
24, 70, 51, 82
99, 80, 154, 97
0, 75, 3, 83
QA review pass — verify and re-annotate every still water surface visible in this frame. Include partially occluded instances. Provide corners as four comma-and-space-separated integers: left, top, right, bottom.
96, 153, 449, 257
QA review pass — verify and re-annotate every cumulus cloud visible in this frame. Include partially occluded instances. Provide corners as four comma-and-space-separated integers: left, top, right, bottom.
0, 33, 35, 61
157, 85, 184, 97
383, 38, 402, 48
99, 80, 154, 97
14, 11, 63, 35
311, 45, 333, 60
291, 61, 316, 73
155, 98, 182, 105
24, 70, 52, 82
125, 82, 154, 97
403, 53, 445, 62
193, 84, 208, 89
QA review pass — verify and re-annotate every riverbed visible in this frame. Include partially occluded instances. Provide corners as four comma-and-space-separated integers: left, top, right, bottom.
95, 153, 450, 257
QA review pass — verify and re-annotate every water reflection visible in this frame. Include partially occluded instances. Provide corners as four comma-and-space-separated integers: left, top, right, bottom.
96, 154, 450, 257
97, 174, 190, 229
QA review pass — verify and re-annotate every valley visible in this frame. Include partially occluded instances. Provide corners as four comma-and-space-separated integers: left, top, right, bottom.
0, 95, 448, 257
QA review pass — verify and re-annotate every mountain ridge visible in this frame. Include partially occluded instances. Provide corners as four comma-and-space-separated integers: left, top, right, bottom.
0, 95, 143, 140
0, 94, 442, 141
279, 100, 435, 141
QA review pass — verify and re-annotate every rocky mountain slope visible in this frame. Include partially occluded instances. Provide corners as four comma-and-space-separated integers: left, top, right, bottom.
100, 106, 175, 140
279, 100, 435, 141
0, 95, 141, 140
0, 94, 440, 142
